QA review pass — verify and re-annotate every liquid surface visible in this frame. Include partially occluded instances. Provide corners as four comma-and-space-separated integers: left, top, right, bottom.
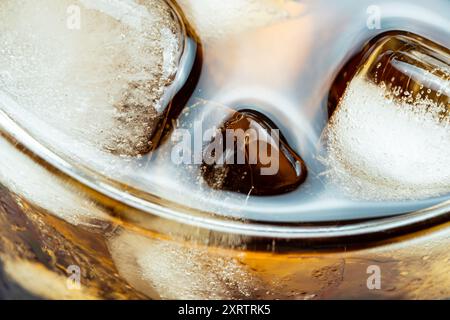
0, 0, 450, 222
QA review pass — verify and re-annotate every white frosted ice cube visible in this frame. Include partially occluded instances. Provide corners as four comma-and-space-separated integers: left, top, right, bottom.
0, 0, 183, 156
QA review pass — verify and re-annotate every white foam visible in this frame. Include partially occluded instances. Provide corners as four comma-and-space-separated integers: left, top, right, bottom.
325, 75, 450, 200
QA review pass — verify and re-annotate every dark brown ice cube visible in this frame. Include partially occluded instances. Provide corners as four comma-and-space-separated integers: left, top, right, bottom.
201, 109, 307, 196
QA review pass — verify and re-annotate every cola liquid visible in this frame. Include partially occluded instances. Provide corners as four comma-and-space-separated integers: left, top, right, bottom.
0, 0, 449, 299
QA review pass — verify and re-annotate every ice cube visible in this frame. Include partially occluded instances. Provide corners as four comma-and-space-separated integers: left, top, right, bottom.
324, 34, 450, 200
201, 109, 307, 196
176, 0, 293, 41
0, 0, 183, 156
108, 231, 263, 299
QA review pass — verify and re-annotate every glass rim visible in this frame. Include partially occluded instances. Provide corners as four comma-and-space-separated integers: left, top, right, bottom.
1, 3, 449, 241
1, 108, 449, 241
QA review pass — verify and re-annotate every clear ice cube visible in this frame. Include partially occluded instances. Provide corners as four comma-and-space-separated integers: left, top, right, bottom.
324, 34, 450, 200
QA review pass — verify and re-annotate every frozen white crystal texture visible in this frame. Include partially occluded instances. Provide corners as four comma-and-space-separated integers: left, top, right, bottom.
325, 75, 450, 200
0, 0, 183, 156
